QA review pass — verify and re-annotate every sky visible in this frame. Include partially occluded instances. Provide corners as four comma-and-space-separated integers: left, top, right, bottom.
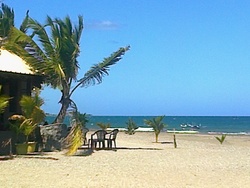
4, 0, 250, 116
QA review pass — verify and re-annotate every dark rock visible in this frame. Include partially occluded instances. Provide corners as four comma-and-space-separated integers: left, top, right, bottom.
40, 123, 68, 152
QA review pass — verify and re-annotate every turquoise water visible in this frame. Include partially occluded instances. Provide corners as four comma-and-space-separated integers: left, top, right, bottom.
45, 115, 250, 135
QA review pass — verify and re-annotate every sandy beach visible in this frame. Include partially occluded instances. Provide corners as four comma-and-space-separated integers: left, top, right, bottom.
1, 132, 250, 188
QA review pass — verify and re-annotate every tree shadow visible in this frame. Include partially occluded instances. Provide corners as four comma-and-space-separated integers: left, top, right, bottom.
74, 148, 94, 156
74, 141, 177, 157
96, 147, 163, 152
115, 147, 162, 150
159, 141, 174, 144
74, 146, 163, 156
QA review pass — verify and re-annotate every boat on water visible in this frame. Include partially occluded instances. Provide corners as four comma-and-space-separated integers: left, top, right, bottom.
167, 130, 199, 134
107, 127, 154, 132
180, 123, 201, 130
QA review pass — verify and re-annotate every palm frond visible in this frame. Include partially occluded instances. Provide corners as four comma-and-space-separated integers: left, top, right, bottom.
29, 16, 54, 54
70, 46, 129, 96
19, 95, 35, 118
0, 96, 10, 113
0, 3, 14, 38
0, 3, 14, 22
2, 26, 47, 74
74, 15, 83, 44
31, 106, 45, 124
19, 88, 45, 124
32, 15, 83, 86
20, 118, 35, 135
0, 85, 10, 113
19, 10, 29, 33
55, 16, 82, 80
1, 5, 75, 87
65, 121, 83, 155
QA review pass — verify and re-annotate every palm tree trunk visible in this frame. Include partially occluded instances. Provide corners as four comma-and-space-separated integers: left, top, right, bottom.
54, 82, 71, 123
54, 98, 70, 123
155, 133, 159, 143
54, 87, 71, 124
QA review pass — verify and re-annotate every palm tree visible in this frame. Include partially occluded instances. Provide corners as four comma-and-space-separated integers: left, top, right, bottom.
144, 116, 167, 143
0, 4, 130, 124
125, 118, 138, 135
26, 15, 129, 123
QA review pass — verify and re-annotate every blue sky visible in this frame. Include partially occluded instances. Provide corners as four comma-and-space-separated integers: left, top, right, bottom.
5, 0, 250, 116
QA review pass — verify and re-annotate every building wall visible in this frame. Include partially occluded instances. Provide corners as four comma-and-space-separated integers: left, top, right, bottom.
0, 71, 43, 130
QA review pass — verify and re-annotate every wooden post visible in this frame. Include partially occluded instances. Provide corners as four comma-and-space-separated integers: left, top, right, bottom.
173, 129, 177, 148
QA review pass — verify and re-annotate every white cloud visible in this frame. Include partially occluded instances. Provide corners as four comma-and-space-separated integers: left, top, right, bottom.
86, 20, 119, 30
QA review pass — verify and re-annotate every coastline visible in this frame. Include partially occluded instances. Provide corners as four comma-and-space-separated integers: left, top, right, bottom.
1, 132, 250, 188
46, 115, 250, 135
107, 126, 250, 136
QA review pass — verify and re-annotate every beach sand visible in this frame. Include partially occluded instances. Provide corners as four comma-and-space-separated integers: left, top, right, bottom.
1, 132, 250, 188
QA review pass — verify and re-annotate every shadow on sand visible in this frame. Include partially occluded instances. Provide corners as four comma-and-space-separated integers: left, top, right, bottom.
74, 145, 168, 157
74, 140, 175, 157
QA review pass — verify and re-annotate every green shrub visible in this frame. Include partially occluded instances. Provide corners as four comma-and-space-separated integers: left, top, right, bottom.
125, 118, 138, 135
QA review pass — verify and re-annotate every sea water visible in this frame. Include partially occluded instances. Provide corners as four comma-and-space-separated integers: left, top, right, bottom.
45, 115, 250, 135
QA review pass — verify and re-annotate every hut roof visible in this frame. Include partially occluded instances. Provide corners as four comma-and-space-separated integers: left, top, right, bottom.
0, 49, 34, 75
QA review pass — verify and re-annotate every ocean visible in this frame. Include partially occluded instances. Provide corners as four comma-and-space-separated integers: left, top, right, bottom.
45, 115, 250, 135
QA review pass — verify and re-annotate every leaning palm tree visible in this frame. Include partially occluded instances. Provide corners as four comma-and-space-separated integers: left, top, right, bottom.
28, 15, 129, 123
2, 9, 129, 124
1, 4, 130, 155
144, 116, 167, 143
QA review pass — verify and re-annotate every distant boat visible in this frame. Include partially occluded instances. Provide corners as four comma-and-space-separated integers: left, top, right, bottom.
180, 123, 201, 130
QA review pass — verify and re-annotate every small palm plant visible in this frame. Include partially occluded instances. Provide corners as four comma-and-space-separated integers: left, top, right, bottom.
96, 122, 111, 130
215, 134, 227, 144
144, 116, 167, 143
125, 118, 138, 135
9, 88, 45, 143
